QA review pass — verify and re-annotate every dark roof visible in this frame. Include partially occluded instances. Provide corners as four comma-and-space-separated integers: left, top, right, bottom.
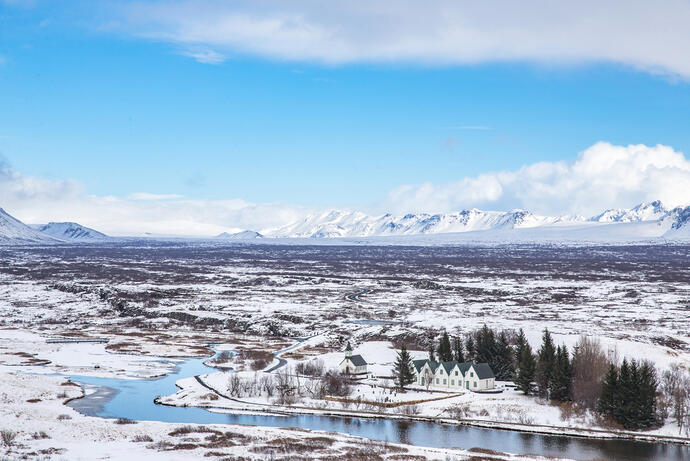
457, 363, 472, 375
472, 363, 495, 379
412, 359, 427, 373
347, 354, 367, 367
441, 361, 457, 374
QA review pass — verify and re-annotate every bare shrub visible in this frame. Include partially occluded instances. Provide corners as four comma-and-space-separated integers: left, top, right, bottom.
260, 375, 275, 397
661, 364, 690, 436
448, 404, 471, 419
215, 350, 232, 363
147, 440, 174, 451
133, 434, 153, 442
32, 431, 50, 440
57, 414, 72, 421
115, 417, 137, 425
1, 430, 16, 447
321, 370, 351, 397
295, 359, 325, 377
572, 336, 609, 409
397, 404, 420, 416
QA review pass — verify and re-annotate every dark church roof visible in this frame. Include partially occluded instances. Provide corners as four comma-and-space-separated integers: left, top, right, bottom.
347, 354, 367, 367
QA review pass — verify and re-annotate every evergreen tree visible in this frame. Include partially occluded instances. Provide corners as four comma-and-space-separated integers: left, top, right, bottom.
549, 345, 573, 402
393, 345, 415, 390
438, 331, 453, 362
514, 329, 528, 380
465, 335, 476, 362
638, 361, 660, 429
616, 359, 634, 428
535, 328, 556, 398
495, 331, 515, 381
597, 363, 618, 416
453, 336, 464, 363
516, 343, 536, 395
428, 342, 436, 362
475, 324, 498, 367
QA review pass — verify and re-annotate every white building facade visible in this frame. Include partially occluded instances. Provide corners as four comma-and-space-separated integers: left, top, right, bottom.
412, 360, 495, 391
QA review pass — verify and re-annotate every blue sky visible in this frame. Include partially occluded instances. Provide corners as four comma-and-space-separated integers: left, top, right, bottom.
1, 1, 690, 234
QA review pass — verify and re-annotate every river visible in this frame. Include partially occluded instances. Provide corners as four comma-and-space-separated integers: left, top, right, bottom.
66, 354, 689, 461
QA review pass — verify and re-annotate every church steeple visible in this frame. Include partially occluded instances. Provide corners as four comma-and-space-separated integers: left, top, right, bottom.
345, 341, 353, 358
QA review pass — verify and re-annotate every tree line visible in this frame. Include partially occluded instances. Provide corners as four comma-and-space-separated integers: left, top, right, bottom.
402, 325, 670, 431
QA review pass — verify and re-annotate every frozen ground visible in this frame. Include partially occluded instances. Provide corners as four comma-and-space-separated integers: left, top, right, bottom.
0, 241, 688, 457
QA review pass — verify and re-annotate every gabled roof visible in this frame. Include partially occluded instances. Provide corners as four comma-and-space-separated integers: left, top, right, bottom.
457, 363, 472, 375
346, 354, 367, 367
440, 361, 457, 374
472, 362, 495, 379
412, 359, 428, 373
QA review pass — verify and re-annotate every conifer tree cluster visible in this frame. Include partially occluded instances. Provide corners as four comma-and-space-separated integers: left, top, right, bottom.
596, 359, 660, 430
516, 328, 571, 402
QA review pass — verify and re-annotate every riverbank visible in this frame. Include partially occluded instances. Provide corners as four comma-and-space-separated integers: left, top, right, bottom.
0, 371, 554, 461
168, 372, 690, 447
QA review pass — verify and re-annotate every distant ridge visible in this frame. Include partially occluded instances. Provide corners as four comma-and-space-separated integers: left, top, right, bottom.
0, 208, 59, 243
34, 222, 108, 241
216, 230, 264, 240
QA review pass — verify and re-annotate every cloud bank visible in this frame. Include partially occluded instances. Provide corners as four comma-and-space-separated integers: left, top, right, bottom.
110, 0, 690, 77
2, 142, 690, 235
385, 142, 690, 216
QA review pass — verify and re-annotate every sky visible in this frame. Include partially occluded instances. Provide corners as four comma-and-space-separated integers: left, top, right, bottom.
1, 0, 690, 235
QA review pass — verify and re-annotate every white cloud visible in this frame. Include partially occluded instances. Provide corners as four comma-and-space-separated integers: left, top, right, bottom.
384, 142, 690, 217
178, 48, 226, 64
128, 192, 183, 201
110, 0, 690, 78
0, 166, 307, 236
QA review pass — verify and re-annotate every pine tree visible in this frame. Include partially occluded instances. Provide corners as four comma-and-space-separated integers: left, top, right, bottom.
495, 331, 515, 381
438, 331, 453, 362
549, 345, 572, 402
535, 328, 556, 399
516, 343, 536, 395
638, 361, 660, 429
465, 335, 476, 363
428, 342, 435, 362
393, 345, 415, 390
475, 324, 498, 368
514, 329, 528, 380
597, 363, 618, 416
616, 359, 634, 428
453, 336, 464, 363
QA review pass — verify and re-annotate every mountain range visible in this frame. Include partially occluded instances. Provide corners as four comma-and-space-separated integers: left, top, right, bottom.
261, 200, 690, 240
1, 201, 689, 244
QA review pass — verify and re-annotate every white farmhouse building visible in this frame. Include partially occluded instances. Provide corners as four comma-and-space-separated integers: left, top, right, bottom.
412, 360, 495, 391
338, 342, 368, 375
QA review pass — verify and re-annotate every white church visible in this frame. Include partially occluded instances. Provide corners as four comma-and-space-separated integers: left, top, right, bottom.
338, 342, 368, 375
412, 359, 495, 391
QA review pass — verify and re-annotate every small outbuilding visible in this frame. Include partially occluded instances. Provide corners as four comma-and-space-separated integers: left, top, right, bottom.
338, 341, 368, 375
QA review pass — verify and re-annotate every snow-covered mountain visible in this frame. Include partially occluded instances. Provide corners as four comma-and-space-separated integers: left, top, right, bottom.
0, 208, 60, 244
262, 200, 690, 240
590, 200, 668, 223
265, 208, 579, 239
33, 222, 108, 241
216, 230, 264, 240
